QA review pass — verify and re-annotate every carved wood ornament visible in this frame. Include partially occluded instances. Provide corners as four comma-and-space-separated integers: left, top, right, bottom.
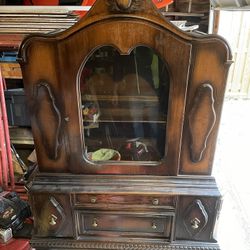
188, 84, 216, 163
108, 0, 144, 13
31, 239, 220, 250
183, 199, 209, 237
48, 196, 66, 235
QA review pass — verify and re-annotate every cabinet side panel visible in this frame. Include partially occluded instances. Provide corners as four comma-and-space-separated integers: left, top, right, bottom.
180, 41, 231, 175
21, 42, 69, 172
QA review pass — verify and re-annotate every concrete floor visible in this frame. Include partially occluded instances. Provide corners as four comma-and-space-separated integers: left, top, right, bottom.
213, 99, 250, 250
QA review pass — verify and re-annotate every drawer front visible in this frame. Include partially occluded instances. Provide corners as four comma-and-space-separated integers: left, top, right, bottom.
74, 194, 176, 209
76, 211, 174, 239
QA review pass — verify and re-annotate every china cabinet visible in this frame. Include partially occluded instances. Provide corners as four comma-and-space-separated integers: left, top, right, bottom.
18, 0, 232, 249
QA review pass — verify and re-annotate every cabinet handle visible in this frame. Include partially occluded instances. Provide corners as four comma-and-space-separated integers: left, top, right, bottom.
191, 218, 200, 229
92, 219, 98, 228
90, 197, 97, 204
49, 214, 57, 226
152, 199, 159, 206
152, 222, 157, 230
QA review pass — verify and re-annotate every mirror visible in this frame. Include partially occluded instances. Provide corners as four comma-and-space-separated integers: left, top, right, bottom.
80, 46, 170, 163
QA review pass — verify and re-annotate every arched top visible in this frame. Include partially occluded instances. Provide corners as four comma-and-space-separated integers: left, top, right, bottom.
18, 0, 232, 64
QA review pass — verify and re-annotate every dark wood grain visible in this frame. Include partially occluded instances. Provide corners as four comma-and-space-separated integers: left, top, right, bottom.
31, 193, 74, 238
35, 82, 61, 160
180, 42, 232, 175
176, 196, 220, 242
188, 83, 216, 163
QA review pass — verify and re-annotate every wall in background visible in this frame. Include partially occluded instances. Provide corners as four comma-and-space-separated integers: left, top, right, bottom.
218, 11, 250, 99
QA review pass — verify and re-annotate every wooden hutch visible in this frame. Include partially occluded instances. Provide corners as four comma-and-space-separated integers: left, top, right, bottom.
18, 0, 232, 249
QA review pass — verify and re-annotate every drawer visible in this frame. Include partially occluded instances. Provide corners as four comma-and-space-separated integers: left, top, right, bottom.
74, 194, 176, 209
76, 210, 174, 239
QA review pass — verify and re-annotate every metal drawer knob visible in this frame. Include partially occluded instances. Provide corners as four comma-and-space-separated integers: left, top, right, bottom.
49, 214, 57, 226
191, 218, 200, 229
90, 197, 97, 204
152, 222, 157, 230
152, 199, 159, 206
92, 219, 98, 228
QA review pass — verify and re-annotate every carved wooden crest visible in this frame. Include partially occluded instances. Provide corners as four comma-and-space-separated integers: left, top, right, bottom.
108, 0, 144, 13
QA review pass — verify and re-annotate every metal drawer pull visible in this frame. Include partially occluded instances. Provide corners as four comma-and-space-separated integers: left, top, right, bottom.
90, 197, 97, 204
152, 222, 157, 230
191, 218, 200, 229
49, 214, 57, 226
92, 219, 98, 228
152, 199, 159, 206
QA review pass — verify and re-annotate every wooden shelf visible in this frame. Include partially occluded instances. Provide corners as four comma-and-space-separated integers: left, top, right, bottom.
83, 108, 167, 124
0, 62, 22, 79
84, 119, 166, 124
82, 94, 167, 124
0, 6, 87, 35
83, 94, 160, 103
0, 6, 90, 14
9, 127, 34, 145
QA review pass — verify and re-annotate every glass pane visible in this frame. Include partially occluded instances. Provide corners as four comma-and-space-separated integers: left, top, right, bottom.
80, 46, 169, 163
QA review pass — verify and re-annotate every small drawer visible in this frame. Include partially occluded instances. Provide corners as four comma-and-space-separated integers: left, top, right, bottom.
76, 210, 174, 239
74, 194, 176, 209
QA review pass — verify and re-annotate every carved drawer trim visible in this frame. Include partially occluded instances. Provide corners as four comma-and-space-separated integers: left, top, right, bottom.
31, 238, 221, 249
188, 83, 216, 163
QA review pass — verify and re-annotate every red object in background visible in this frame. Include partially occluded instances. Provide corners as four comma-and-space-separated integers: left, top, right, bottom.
81, 0, 95, 5
153, 0, 173, 8
0, 239, 31, 250
0, 70, 15, 190
24, 0, 173, 9
24, 0, 59, 5
81, 0, 173, 8
77, 0, 174, 17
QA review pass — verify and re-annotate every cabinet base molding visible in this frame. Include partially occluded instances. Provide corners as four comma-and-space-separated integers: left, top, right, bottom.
31, 239, 220, 250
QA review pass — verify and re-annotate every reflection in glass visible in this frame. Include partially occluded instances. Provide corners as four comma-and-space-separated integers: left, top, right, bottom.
80, 46, 170, 162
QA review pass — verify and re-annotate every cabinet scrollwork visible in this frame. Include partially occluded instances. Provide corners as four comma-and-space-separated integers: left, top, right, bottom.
188, 83, 216, 163
183, 199, 209, 237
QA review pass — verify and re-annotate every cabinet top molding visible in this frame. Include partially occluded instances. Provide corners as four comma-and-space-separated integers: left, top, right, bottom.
18, 0, 232, 64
